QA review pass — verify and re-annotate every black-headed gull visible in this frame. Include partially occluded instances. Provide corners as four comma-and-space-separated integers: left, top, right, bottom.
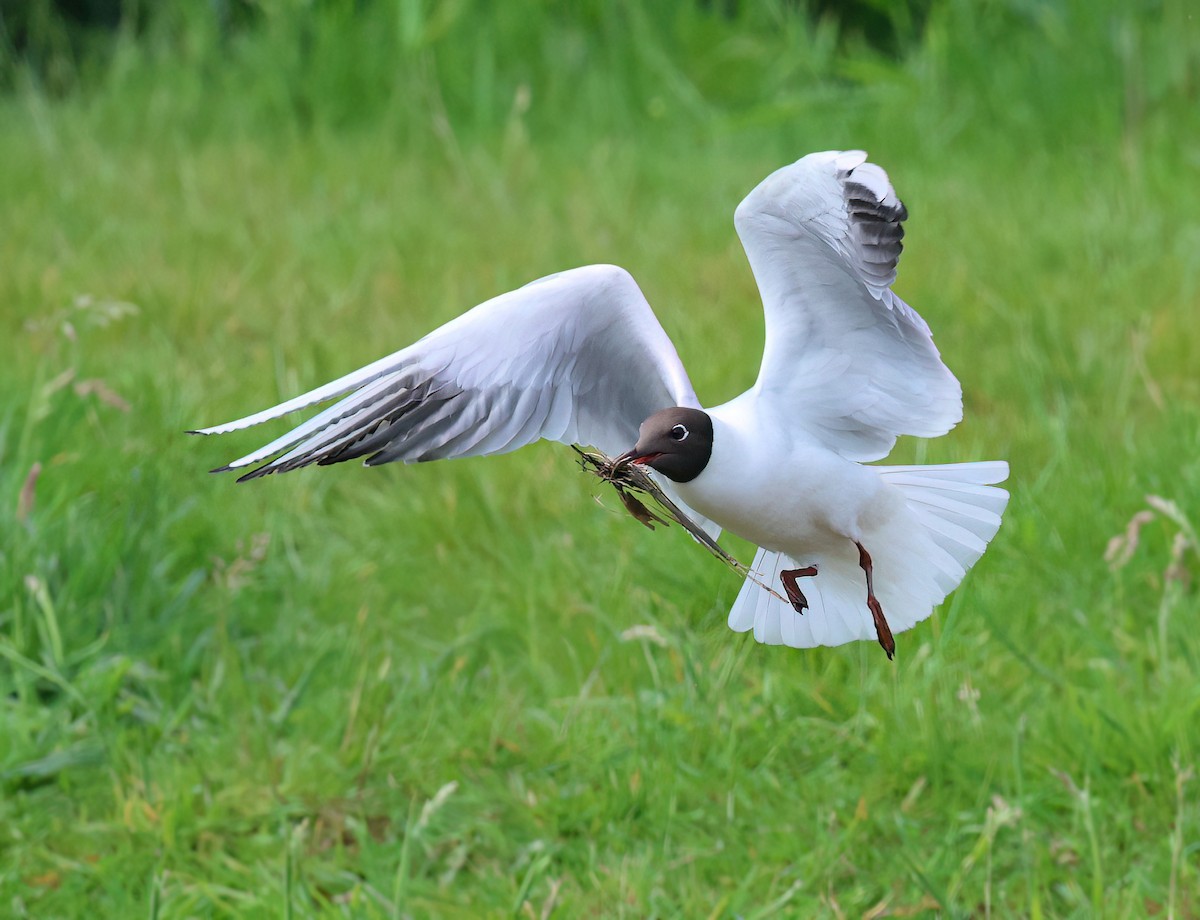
193, 150, 1008, 658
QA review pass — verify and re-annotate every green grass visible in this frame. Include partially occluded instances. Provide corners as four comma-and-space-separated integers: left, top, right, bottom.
2, 1, 1199, 916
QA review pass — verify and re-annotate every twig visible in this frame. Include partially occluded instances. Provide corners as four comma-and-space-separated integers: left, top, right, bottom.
574, 446, 787, 603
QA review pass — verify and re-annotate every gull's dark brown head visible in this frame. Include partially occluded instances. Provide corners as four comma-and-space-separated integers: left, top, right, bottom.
617, 407, 713, 483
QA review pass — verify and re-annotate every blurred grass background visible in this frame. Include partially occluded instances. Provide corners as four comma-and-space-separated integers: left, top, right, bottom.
1, 0, 1199, 916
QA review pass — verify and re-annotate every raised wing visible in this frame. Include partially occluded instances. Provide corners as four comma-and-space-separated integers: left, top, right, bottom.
192, 265, 699, 480
734, 150, 962, 462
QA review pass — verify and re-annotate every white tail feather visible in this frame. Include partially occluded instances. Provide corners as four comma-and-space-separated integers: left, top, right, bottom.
727, 461, 1009, 650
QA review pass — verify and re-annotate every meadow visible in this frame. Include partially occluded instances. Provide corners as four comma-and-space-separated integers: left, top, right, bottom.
1, 1, 1198, 916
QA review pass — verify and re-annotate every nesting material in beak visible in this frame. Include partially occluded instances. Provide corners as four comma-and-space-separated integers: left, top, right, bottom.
573, 446, 787, 603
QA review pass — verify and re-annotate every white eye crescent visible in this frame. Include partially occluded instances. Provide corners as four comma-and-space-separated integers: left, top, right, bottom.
670, 424, 689, 441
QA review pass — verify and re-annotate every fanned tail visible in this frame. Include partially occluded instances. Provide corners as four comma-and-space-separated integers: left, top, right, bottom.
727, 461, 1009, 651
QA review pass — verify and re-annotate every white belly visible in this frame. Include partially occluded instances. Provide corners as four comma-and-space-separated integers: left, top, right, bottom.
673, 402, 903, 560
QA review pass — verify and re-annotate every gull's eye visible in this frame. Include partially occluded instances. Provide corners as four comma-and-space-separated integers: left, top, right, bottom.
670, 424, 689, 441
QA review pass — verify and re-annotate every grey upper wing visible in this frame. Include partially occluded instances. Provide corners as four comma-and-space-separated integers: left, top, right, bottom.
192, 265, 699, 480
734, 150, 963, 462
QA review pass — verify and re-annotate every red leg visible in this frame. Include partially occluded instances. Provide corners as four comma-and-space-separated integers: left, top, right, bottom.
780, 565, 819, 614
855, 542, 896, 660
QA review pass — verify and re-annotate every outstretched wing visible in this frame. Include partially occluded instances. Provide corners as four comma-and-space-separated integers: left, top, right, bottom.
192, 264, 699, 480
734, 150, 962, 462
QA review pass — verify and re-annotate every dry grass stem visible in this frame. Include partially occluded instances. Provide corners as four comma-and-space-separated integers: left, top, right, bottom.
574, 447, 787, 603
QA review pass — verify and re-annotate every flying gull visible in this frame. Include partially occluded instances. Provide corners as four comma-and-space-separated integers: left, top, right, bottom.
192, 150, 1009, 658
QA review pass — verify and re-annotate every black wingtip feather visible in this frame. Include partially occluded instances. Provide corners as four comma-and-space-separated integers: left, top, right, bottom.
846, 189, 908, 226
235, 465, 275, 483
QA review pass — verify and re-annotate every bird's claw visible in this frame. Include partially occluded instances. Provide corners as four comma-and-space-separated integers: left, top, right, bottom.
855, 542, 895, 660
867, 595, 895, 660
780, 565, 819, 615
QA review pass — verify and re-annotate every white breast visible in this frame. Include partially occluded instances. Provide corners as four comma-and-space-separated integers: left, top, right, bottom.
673, 395, 901, 560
